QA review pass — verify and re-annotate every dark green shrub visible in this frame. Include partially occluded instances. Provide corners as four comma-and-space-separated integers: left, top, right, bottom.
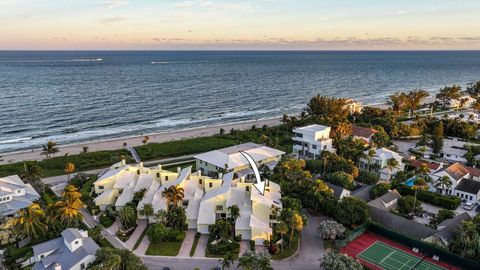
357, 170, 379, 185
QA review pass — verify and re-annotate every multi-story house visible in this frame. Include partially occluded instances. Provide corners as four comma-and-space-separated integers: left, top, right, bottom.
359, 147, 405, 181
292, 124, 335, 159
0, 175, 40, 217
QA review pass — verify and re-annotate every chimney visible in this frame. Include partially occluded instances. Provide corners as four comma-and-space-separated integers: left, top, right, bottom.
197, 170, 202, 176
177, 167, 181, 173
53, 263, 61, 270
139, 162, 144, 168
218, 173, 223, 179
158, 164, 162, 170
121, 159, 126, 166
240, 176, 245, 183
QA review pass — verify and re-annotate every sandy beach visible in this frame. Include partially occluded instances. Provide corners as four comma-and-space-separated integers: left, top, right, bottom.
0, 118, 282, 165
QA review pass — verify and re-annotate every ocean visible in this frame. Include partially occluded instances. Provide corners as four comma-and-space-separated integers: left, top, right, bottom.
1, 50, 480, 153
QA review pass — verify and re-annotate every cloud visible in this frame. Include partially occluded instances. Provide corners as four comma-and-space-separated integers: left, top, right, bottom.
175, 0, 254, 12
101, 0, 128, 9
99, 16, 127, 24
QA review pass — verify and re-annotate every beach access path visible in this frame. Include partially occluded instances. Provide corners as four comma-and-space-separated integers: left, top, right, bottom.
0, 118, 281, 165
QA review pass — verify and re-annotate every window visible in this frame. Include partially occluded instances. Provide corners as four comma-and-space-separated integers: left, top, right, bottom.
246, 186, 250, 192
216, 205, 223, 211
137, 170, 140, 175
470, 196, 473, 200
295, 133, 303, 138
165, 176, 169, 181
312, 145, 317, 150
156, 173, 160, 178
17, 190, 21, 193
99, 186, 104, 190
456, 192, 459, 196
80, 263, 85, 270
323, 145, 327, 150
40, 255, 44, 259
209, 182, 213, 188
75, 240, 79, 244
199, 179, 203, 184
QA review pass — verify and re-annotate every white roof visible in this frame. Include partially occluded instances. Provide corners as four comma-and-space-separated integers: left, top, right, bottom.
115, 186, 135, 207
193, 143, 285, 169
151, 166, 192, 213
366, 147, 402, 161
197, 172, 234, 225
113, 170, 137, 189
133, 173, 155, 192
249, 214, 272, 233
293, 124, 330, 133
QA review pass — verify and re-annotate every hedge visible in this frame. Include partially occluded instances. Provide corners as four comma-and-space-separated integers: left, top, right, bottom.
396, 185, 461, 210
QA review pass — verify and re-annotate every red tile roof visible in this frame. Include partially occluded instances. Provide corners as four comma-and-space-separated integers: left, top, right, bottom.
408, 160, 442, 171
466, 166, 480, 177
352, 125, 378, 138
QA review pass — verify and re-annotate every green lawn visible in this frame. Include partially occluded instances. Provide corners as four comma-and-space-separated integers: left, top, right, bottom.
145, 231, 186, 256
0, 125, 290, 179
189, 233, 200, 257
271, 235, 299, 260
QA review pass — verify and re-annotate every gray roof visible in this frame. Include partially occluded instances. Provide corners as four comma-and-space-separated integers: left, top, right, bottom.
351, 185, 374, 202
61, 228, 84, 243
325, 182, 349, 199
434, 212, 472, 246
32, 229, 99, 270
367, 190, 401, 211
456, 179, 480, 194
369, 206, 436, 239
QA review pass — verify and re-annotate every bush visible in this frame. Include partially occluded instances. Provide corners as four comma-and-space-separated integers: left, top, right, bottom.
357, 170, 379, 185
99, 214, 114, 228
396, 185, 461, 210
317, 220, 346, 240
370, 183, 389, 199
146, 224, 181, 244
334, 197, 369, 227
249, 240, 255, 251
207, 238, 240, 256
326, 171, 355, 190
398, 196, 422, 217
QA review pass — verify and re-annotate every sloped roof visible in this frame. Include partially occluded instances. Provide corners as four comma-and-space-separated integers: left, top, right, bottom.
61, 228, 84, 243
325, 182, 350, 199
408, 160, 442, 171
456, 179, 480, 194
437, 163, 470, 181
351, 185, 374, 202
369, 206, 436, 239
434, 212, 472, 246
193, 143, 285, 169
466, 166, 480, 177
352, 125, 378, 138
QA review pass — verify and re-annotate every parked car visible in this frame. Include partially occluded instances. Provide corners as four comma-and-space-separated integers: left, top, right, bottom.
463, 201, 476, 210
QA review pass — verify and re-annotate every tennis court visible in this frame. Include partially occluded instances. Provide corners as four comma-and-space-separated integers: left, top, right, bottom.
357, 241, 446, 270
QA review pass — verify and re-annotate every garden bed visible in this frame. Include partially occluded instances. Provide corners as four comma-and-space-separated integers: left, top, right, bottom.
271, 235, 299, 260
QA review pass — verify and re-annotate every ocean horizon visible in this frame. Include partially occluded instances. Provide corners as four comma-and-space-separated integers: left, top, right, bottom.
1, 50, 480, 153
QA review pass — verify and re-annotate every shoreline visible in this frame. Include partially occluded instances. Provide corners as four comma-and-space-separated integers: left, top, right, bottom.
0, 118, 282, 165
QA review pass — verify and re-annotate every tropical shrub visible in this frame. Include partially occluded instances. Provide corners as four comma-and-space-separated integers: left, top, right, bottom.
356, 170, 379, 185
326, 171, 355, 190
316, 220, 346, 240
334, 197, 369, 227
320, 252, 363, 270
370, 183, 389, 199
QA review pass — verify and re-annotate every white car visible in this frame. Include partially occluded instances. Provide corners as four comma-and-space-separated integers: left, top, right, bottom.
463, 201, 476, 210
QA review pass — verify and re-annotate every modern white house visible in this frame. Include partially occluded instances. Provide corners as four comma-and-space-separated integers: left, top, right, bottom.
358, 148, 405, 181
0, 175, 40, 217
194, 143, 285, 177
429, 162, 480, 203
344, 99, 363, 114
94, 161, 282, 245
292, 124, 335, 159
32, 228, 99, 270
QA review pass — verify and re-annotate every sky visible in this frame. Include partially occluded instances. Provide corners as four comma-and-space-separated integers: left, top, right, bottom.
1, 0, 480, 50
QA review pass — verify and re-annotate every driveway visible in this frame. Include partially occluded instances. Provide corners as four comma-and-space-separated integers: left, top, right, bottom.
177, 230, 196, 257
193, 235, 208, 258
273, 211, 326, 270
239, 240, 250, 255
125, 219, 148, 250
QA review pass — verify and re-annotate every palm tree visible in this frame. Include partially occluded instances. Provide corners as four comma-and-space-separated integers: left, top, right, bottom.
219, 252, 236, 270
154, 209, 167, 224
161, 185, 184, 211
386, 158, 400, 182
333, 122, 352, 139
118, 206, 136, 229
20, 162, 43, 191
55, 195, 84, 226
472, 100, 480, 113
41, 141, 59, 158
289, 213, 304, 248
142, 136, 150, 145
436, 85, 462, 109
389, 92, 409, 113
227, 205, 240, 236
312, 179, 332, 212
275, 222, 289, 250
411, 178, 429, 216
366, 149, 376, 171
436, 175, 452, 195
139, 203, 154, 223
13, 203, 47, 240
64, 162, 75, 181
407, 90, 429, 117
63, 184, 82, 200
